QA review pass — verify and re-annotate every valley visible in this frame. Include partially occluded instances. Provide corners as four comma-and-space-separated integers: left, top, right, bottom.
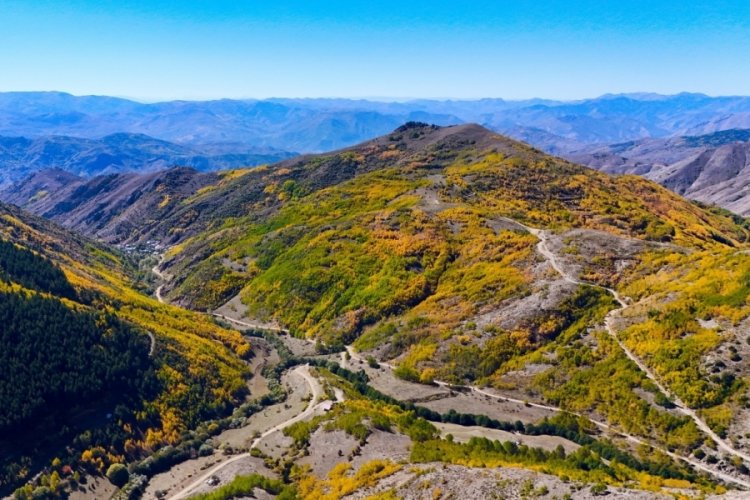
7, 0, 750, 497
5, 122, 750, 500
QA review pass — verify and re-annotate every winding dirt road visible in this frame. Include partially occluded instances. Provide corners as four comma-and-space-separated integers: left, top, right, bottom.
169, 365, 325, 500
526, 223, 750, 465
152, 257, 167, 304
211, 313, 290, 334
145, 331, 156, 357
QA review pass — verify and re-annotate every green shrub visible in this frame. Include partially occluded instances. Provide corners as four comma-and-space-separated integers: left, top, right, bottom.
106, 463, 129, 488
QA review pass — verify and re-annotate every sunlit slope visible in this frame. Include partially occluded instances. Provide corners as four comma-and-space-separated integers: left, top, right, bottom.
153, 124, 750, 462
162, 123, 746, 337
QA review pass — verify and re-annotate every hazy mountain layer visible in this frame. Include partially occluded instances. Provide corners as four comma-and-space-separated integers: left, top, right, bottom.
0, 132, 294, 187
3, 91, 750, 154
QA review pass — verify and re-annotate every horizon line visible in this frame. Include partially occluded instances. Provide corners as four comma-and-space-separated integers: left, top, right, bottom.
0, 89, 741, 105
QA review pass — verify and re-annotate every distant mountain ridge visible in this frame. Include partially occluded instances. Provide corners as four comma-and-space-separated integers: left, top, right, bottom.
0, 132, 294, 187
567, 129, 750, 215
4, 91, 750, 155
0, 166, 218, 243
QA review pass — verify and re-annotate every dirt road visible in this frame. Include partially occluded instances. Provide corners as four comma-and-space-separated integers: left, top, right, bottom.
169, 365, 325, 499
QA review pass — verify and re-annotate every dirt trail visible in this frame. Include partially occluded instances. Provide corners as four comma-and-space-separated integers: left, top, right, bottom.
152, 256, 167, 304
522, 221, 750, 465
169, 365, 326, 500
145, 331, 156, 357
212, 313, 289, 334
344, 344, 750, 488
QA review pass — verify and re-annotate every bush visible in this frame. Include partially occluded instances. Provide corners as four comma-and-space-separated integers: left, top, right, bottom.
106, 463, 129, 488
590, 482, 608, 495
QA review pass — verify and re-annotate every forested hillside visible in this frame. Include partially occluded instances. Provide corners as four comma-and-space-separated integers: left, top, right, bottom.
0, 203, 255, 497
151, 124, 750, 486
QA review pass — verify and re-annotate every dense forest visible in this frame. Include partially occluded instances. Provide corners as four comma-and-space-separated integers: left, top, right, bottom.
0, 236, 158, 495
0, 239, 77, 299
0, 290, 154, 435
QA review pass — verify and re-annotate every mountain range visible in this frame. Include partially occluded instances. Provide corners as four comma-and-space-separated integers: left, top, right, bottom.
6, 113, 750, 497
4, 91, 750, 154
566, 129, 750, 215
0, 132, 293, 187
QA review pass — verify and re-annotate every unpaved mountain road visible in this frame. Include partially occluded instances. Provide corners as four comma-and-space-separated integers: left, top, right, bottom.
211, 313, 290, 334
169, 365, 328, 500
525, 221, 750, 465
344, 342, 750, 488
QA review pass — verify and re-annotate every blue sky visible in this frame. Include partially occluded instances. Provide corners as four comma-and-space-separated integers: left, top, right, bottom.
1, 0, 749, 101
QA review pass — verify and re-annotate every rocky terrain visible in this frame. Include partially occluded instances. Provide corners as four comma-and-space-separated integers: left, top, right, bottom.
567, 129, 750, 214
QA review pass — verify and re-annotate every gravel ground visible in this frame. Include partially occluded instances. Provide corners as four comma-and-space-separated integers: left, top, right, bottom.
297, 429, 361, 477
346, 463, 675, 499
165, 455, 271, 499
421, 388, 556, 424
344, 355, 451, 402
67, 475, 117, 500
434, 422, 580, 453
298, 428, 412, 480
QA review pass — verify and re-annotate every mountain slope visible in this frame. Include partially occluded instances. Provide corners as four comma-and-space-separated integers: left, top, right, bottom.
131, 124, 750, 489
1, 167, 221, 243
567, 129, 750, 214
0, 202, 254, 496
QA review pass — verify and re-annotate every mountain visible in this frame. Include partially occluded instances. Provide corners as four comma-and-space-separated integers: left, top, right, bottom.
9, 122, 750, 498
132, 123, 750, 493
4, 91, 750, 155
567, 129, 750, 214
0, 132, 294, 187
0, 92, 464, 152
0, 167, 220, 243
0, 202, 255, 497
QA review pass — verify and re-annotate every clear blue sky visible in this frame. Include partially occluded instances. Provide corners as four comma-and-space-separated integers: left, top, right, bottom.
1, 0, 749, 101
